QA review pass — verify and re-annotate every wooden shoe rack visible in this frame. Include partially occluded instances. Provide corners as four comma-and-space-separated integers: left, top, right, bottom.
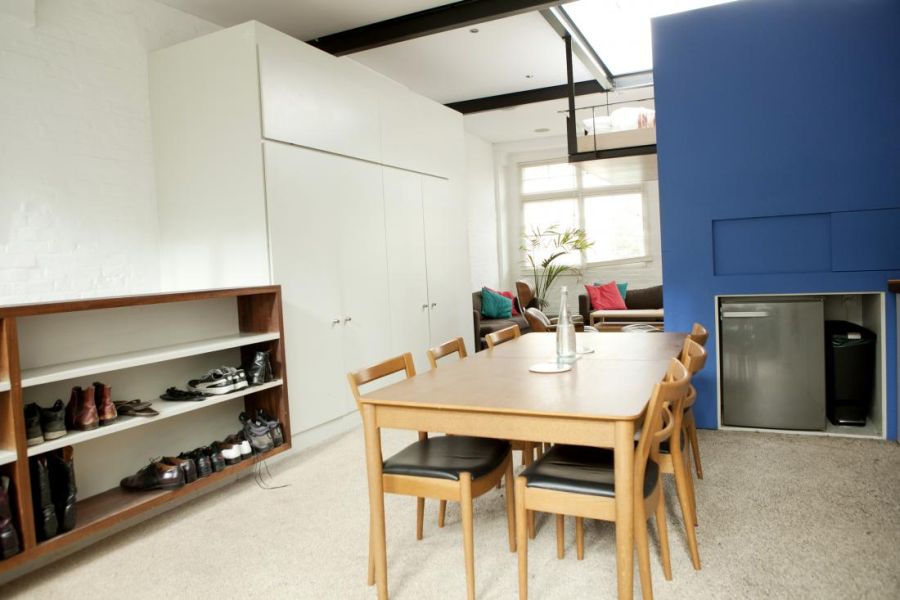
0, 286, 291, 580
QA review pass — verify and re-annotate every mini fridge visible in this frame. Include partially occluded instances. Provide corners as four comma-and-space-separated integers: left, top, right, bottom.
721, 297, 826, 430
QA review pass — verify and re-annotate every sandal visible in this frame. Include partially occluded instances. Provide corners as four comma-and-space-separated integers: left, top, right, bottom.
114, 400, 160, 417
160, 387, 207, 402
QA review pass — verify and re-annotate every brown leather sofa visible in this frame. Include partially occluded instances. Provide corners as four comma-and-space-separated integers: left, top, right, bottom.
578, 284, 664, 329
472, 291, 530, 350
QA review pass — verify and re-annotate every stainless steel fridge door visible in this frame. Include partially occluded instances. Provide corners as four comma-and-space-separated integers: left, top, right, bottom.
721, 298, 826, 430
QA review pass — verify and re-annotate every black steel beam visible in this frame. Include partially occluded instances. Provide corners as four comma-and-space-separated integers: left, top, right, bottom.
445, 79, 603, 114
307, 0, 574, 56
568, 145, 658, 163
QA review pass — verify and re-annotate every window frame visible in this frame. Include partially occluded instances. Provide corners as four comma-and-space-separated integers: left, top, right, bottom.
518, 158, 652, 269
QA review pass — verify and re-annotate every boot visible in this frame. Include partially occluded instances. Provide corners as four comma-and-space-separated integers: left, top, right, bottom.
48, 447, 77, 533
92, 382, 117, 426
66, 386, 99, 431
246, 351, 274, 385
30, 456, 58, 541
0, 476, 21, 559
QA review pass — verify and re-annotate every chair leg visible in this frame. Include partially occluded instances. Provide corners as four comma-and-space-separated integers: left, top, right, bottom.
416, 497, 425, 540
684, 452, 699, 527
522, 442, 534, 467
367, 514, 375, 586
634, 501, 653, 600
575, 517, 584, 560
673, 460, 702, 570
556, 514, 565, 559
438, 500, 447, 528
460, 473, 475, 600
527, 510, 535, 539
515, 476, 528, 600
686, 415, 703, 480
655, 491, 672, 581
505, 459, 517, 552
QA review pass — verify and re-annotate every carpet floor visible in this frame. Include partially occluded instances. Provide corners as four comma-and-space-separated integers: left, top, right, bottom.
3, 428, 900, 599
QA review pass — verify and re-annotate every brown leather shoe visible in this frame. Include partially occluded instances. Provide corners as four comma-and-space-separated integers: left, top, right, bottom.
162, 456, 197, 484
120, 461, 185, 491
92, 382, 117, 426
66, 386, 99, 431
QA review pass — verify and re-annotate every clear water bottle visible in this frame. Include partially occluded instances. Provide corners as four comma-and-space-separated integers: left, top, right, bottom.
556, 286, 577, 363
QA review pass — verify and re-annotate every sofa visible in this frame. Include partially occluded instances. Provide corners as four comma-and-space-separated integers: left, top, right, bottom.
578, 284, 664, 329
472, 291, 530, 350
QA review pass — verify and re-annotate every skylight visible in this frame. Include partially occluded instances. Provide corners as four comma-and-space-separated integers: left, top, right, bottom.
562, 0, 739, 75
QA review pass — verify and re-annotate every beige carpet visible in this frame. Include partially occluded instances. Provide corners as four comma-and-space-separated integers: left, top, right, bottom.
4, 428, 900, 599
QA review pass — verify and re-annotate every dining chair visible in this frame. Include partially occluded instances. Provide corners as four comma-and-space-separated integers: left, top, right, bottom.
347, 353, 516, 599
683, 323, 709, 480
485, 323, 521, 349
524, 307, 596, 333
514, 358, 691, 600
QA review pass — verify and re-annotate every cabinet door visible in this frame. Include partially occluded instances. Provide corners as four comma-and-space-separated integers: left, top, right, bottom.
383, 167, 432, 369
422, 175, 474, 349
263, 142, 350, 432
336, 161, 393, 383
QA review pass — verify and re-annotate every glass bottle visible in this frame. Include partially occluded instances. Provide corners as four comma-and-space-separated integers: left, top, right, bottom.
556, 286, 577, 363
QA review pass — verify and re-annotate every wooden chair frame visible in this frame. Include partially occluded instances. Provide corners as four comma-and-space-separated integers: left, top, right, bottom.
348, 352, 516, 599
515, 359, 691, 600
484, 324, 521, 349
683, 323, 709, 479
427, 336, 468, 369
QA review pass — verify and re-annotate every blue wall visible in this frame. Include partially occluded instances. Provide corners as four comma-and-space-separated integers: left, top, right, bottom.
652, 0, 900, 438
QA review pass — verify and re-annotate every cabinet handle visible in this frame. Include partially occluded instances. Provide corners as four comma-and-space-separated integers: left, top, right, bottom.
422, 303, 429, 310
343, 316, 352, 323
331, 318, 341, 325
431, 302, 437, 308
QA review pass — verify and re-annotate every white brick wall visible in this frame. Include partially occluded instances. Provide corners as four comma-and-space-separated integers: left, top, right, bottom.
0, 0, 219, 304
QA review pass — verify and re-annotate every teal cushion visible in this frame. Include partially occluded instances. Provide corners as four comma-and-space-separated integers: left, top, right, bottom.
594, 281, 628, 300
481, 287, 513, 319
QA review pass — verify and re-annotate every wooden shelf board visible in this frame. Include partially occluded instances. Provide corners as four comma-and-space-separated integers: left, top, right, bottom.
0, 381, 10, 393
0, 449, 17, 467
21, 332, 280, 388
26, 379, 283, 456
0, 443, 291, 572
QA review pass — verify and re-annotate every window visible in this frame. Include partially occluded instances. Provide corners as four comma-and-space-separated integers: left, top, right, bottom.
520, 160, 649, 267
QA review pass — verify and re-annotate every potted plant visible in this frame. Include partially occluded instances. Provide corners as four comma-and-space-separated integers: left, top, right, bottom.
521, 224, 593, 309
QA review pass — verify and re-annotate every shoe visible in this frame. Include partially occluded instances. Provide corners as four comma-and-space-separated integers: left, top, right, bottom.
162, 456, 197, 484
92, 382, 118, 426
30, 456, 59, 541
0, 476, 21, 559
222, 367, 249, 391
24, 403, 44, 447
240, 413, 274, 454
182, 449, 212, 479
203, 446, 226, 472
66, 386, 99, 431
114, 399, 159, 417
257, 409, 285, 448
120, 461, 185, 491
40, 400, 67, 441
212, 441, 242, 466
188, 368, 235, 395
226, 433, 252, 461
47, 447, 77, 533
160, 387, 207, 402
246, 351, 274, 386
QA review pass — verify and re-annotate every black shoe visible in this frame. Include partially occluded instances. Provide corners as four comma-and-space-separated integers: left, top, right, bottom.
212, 441, 242, 466
187, 368, 235, 396
181, 449, 212, 479
47, 447, 77, 533
0, 476, 21, 559
24, 403, 44, 447
120, 461, 185, 491
41, 400, 68, 441
202, 446, 226, 472
240, 413, 274, 454
162, 456, 197, 484
257, 409, 285, 447
160, 387, 207, 402
245, 351, 274, 386
30, 456, 58, 541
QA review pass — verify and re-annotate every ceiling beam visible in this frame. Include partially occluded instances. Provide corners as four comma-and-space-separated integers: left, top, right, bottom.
540, 7, 614, 90
445, 80, 603, 114
307, 0, 575, 56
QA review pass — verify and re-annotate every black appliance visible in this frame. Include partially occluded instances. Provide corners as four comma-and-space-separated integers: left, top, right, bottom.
824, 320, 876, 426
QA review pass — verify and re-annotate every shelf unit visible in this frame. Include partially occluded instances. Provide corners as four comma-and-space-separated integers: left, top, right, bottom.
0, 286, 291, 578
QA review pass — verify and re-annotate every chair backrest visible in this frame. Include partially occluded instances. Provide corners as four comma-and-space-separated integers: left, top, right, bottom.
634, 358, 691, 488
516, 280, 539, 311
427, 337, 468, 369
485, 324, 521, 349
347, 353, 416, 408
678, 338, 707, 410
524, 307, 553, 332
689, 322, 709, 346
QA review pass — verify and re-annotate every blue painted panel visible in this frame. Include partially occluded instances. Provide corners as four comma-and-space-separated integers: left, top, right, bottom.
713, 214, 831, 275
652, 0, 900, 438
832, 209, 900, 272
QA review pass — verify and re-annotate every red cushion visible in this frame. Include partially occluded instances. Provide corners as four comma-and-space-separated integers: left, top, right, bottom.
585, 282, 627, 310
488, 288, 519, 315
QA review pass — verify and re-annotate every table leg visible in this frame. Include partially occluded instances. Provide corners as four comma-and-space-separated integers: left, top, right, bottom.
614, 420, 635, 600
362, 404, 388, 599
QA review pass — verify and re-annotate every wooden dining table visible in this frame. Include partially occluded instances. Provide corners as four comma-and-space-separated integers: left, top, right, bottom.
358, 331, 687, 599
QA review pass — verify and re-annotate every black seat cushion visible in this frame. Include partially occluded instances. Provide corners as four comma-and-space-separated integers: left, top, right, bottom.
383, 436, 511, 481
522, 444, 658, 499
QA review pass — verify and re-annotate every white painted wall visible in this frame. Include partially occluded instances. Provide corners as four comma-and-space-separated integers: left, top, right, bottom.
464, 132, 500, 291
0, 0, 218, 304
